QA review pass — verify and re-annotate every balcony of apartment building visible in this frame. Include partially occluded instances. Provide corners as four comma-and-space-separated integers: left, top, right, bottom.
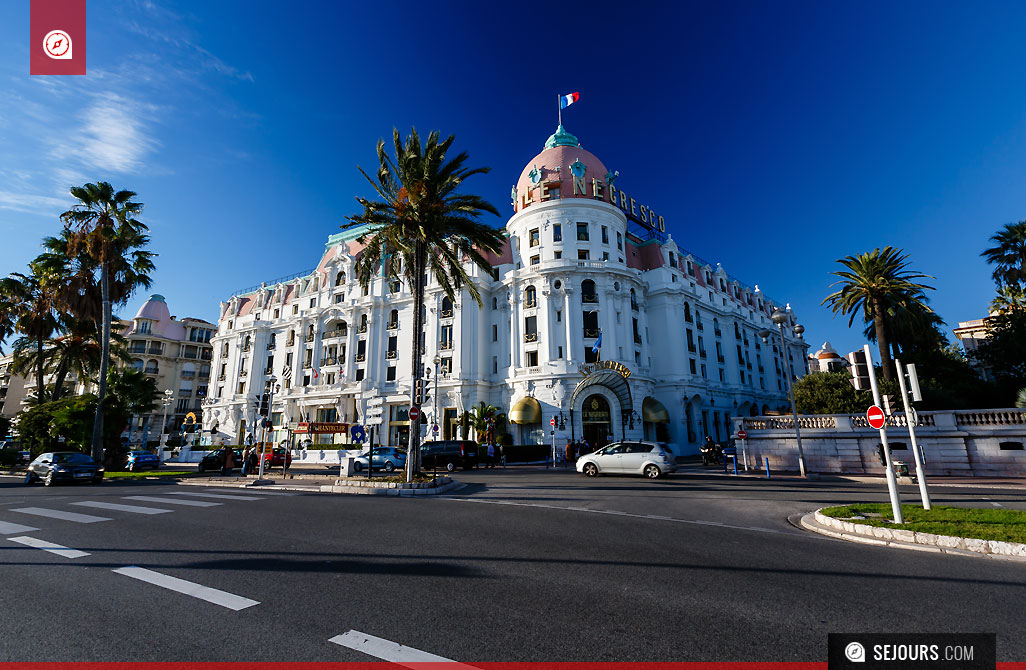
385, 320, 399, 330
523, 332, 538, 343
148, 343, 165, 355
320, 356, 338, 366
129, 342, 148, 354
322, 328, 347, 340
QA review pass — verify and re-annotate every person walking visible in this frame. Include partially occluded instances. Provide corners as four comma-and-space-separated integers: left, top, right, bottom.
487, 441, 496, 468
565, 440, 573, 467
221, 446, 235, 476
241, 446, 251, 476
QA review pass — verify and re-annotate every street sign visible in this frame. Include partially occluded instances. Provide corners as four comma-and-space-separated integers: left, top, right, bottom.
737, 429, 747, 440
408, 406, 420, 421
432, 424, 439, 433
907, 407, 919, 428
550, 417, 556, 427
364, 417, 383, 426
350, 425, 366, 443
867, 405, 886, 430
367, 397, 384, 407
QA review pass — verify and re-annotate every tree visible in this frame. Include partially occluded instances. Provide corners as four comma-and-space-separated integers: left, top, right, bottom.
0, 415, 11, 439
793, 371, 879, 414
1017, 388, 1026, 409
822, 247, 934, 380
973, 308, 1026, 401
0, 265, 59, 404
462, 401, 506, 443
981, 220, 1026, 289
61, 182, 154, 462
343, 128, 503, 482
990, 284, 1026, 315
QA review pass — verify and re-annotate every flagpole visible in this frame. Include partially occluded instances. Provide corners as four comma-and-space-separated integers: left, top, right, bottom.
558, 94, 561, 127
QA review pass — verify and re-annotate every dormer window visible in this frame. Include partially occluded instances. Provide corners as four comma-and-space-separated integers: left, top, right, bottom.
137, 320, 151, 335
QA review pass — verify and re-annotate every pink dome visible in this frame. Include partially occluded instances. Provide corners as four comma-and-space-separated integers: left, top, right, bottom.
135, 294, 171, 321
514, 126, 609, 213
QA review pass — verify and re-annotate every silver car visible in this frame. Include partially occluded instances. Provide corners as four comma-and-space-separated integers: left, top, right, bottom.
353, 447, 407, 473
576, 441, 677, 479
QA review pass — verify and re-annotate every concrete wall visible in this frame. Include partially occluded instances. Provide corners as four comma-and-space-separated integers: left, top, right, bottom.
733, 409, 1026, 476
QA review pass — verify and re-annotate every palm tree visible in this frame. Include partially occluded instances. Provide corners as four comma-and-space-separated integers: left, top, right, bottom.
343, 128, 503, 481
990, 284, 1026, 315
0, 265, 59, 404
463, 401, 506, 443
861, 293, 946, 359
823, 247, 934, 380
982, 220, 1026, 289
61, 182, 154, 462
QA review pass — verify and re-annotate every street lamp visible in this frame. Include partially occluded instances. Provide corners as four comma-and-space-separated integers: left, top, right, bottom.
759, 309, 807, 477
431, 354, 441, 442
158, 389, 173, 465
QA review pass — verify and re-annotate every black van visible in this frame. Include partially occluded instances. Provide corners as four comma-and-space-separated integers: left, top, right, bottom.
420, 440, 479, 471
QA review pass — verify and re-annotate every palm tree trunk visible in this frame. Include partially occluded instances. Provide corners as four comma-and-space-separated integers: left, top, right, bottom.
405, 240, 427, 483
872, 296, 893, 380
91, 261, 111, 462
35, 333, 45, 404
52, 358, 70, 402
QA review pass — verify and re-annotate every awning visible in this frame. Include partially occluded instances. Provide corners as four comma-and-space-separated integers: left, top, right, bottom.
509, 396, 542, 424
642, 397, 670, 423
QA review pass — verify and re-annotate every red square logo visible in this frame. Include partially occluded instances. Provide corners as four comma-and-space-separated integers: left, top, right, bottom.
31, 0, 87, 75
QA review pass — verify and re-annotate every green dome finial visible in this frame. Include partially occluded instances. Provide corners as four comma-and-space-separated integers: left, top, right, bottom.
544, 124, 579, 150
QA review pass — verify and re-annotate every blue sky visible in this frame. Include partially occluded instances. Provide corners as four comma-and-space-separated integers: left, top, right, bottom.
2, 1, 1025, 357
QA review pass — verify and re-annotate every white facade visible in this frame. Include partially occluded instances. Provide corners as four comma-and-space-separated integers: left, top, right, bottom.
203, 127, 808, 454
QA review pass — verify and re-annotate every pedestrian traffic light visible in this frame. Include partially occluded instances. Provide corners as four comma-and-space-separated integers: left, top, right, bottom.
846, 350, 870, 391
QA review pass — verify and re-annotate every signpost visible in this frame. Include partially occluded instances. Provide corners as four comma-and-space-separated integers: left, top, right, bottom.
895, 358, 931, 509
863, 344, 903, 523
737, 429, 748, 470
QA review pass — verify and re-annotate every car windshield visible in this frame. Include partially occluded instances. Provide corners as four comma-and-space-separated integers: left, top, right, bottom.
54, 453, 92, 464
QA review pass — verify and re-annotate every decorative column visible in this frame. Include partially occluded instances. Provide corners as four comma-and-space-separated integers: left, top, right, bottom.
563, 281, 575, 362
509, 288, 521, 370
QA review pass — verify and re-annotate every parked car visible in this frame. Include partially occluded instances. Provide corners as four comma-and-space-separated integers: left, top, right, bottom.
353, 447, 406, 472
25, 451, 104, 486
576, 441, 677, 478
259, 446, 292, 470
420, 440, 479, 472
197, 448, 242, 473
18, 451, 31, 466
126, 450, 160, 471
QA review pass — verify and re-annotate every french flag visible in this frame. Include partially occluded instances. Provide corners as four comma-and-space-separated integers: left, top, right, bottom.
559, 92, 580, 109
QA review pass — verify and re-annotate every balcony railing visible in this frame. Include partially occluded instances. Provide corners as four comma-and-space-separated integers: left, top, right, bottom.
439, 341, 453, 351
144, 367, 159, 375
267, 343, 276, 350
524, 299, 537, 309
440, 309, 454, 318
386, 321, 399, 330
320, 357, 337, 366
355, 353, 366, 362
305, 334, 315, 342
148, 346, 164, 355
241, 344, 252, 352
264, 367, 273, 375
322, 329, 346, 339
286, 338, 295, 346
386, 350, 398, 359
303, 362, 312, 369
129, 345, 147, 354
581, 294, 598, 304
524, 332, 538, 343
218, 373, 226, 381
357, 325, 368, 334
179, 389, 192, 397
181, 370, 195, 379
182, 350, 198, 359
239, 369, 248, 377
584, 329, 600, 338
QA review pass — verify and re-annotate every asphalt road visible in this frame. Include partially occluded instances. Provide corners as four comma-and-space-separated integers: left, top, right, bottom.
0, 466, 1024, 663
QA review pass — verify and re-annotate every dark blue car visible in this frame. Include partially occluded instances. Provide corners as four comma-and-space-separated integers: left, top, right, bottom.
126, 450, 160, 471
25, 452, 104, 486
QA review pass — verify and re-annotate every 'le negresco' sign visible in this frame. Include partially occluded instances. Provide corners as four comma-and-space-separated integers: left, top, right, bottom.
520, 176, 665, 233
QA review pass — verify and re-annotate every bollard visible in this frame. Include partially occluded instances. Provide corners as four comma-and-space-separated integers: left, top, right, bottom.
733, 456, 738, 476
765, 457, 770, 479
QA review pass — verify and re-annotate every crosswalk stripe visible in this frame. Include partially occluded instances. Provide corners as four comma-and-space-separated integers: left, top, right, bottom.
8, 536, 90, 558
164, 492, 262, 501
329, 630, 473, 667
0, 520, 40, 534
113, 566, 259, 610
12, 507, 111, 523
210, 489, 295, 496
123, 496, 221, 507
71, 501, 172, 515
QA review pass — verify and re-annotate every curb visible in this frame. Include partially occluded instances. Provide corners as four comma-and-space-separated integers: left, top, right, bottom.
178, 477, 465, 496
800, 508, 1026, 562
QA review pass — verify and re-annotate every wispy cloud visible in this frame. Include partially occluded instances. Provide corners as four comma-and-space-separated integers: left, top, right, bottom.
0, 190, 69, 215
61, 95, 160, 173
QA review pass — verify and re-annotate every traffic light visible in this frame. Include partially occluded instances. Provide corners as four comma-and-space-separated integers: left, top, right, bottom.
882, 394, 896, 415
259, 393, 270, 417
846, 350, 870, 391
414, 379, 425, 405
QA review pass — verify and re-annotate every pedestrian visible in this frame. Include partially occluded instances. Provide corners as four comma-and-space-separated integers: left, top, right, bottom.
241, 446, 251, 476
582, 439, 590, 456
565, 440, 573, 466
221, 445, 234, 476
487, 441, 496, 468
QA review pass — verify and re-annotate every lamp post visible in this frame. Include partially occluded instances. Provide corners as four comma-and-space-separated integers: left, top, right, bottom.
432, 354, 441, 441
158, 389, 173, 465
759, 309, 807, 477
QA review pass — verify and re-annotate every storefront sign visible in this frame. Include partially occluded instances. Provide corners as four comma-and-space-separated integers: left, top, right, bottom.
578, 361, 632, 379
294, 422, 349, 434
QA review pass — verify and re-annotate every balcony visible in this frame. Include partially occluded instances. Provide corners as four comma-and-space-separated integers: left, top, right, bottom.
320, 357, 337, 366
439, 341, 453, 351
129, 344, 147, 354
523, 332, 538, 343
322, 329, 346, 339
584, 329, 600, 339
581, 294, 598, 304
148, 346, 164, 355
264, 367, 273, 375
241, 344, 251, 352
239, 369, 248, 377
355, 354, 366, 362
267, 343, 276, 350
357, 324, 368, 334
144, 367, 159, 375
386, 321, 399, 330
386, 350, 398, 359
181, 370, 195, 379
440, 309, 454, 319
305, 334, 315, 342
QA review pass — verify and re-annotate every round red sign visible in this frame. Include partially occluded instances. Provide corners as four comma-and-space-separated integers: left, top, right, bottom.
550, 417, 556, 426
866, 405, 886, 430
408, 406, 420, 421
737, 429, 747, 440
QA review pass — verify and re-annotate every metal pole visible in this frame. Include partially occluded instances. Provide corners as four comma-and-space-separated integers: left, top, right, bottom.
433, 363, 439, 440
159, 399, 170, 465
865, 344, 904, 523
895, 358, 931, 510
778, 323, 807, 477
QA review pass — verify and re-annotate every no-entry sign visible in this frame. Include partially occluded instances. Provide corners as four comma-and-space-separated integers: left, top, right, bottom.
867, 405, 886, 430
550, 417, 556, 427
408, 406, 420, 421
737, 429, 747, 440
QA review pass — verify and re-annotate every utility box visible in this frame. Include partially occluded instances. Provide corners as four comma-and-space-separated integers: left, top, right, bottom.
339, 454, 356, 478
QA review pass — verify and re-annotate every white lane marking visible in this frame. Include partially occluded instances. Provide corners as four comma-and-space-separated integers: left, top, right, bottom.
12, 507, 111, 523
212, 489, 295, 496
990, 502, 1003, 508
0, 520, 40, 534
329, 630, 474, 667
164, 492, 262, 501
436, 497, 782, 534
113, 566, 259, 610
123, 496, 222, 507
71, 501, 172, 515
8, 536, 89, 558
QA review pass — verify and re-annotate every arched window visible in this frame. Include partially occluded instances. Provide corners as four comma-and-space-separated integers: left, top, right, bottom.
441, 296, 453, 317
287, 329, 296, 346
359, 314, 368, 333
307, 324, 315, 341
144, 359, 159, 374
243, 335, 252, 349
131, 358, 143, 371
388, 309, 399, 329
524, 285, 537, 308
684, 302, 692, 323
340, 321, 348, 336
581, 279, 597, 304
630, 289, 638, 311
335, 271, 345, 287
269, 333, 276, 347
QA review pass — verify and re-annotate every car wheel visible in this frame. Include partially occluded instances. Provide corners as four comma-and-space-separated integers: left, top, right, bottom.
644, 464, 661, 479
583, 463, 599, 477
384, 461, 395, 472
446, 461, 456, 472
44, 471, 55, 487
353, 461, 363, 472
198, 463, 205, 473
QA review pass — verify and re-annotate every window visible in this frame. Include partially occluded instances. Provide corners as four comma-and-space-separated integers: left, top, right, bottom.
581, 279, 597, 303
602, 252, 609, 261
526, 350, 539, 366
556, 310, 562, 323
492, 297, 498, 310
525, 285, 537, 308
558, 346, 563, 358
390, 280, 400, 293
492, 324, 498, 341
687, 260, 694, 276
616, 232, 623, 250
553, 224, 562, 242
386, 335, 398, 359
355, 368, 364, 381
524, 316, 537, 340
554, 250, 562, 259
578, 250, 590, 260
237, 381, 246, 395
386, 366, 396, 381
633, 318, 642, 344
336, 271, 345, 286
576, 222, 589, 241
529, 228, 540, 247
388, 309, 399, 329
440, 324, 453, 349
492, 356, 498, 374
668, 252, 675, 267
310, 298, 316, 308
701, 364, 707, 378
441, 357, 452, 374
601, 226, 609, 244
690, 359, 697, 374
292, 305, 298, 315
531, 255, 540, 266
441, 296, 453, 318
138, 320, 151, 334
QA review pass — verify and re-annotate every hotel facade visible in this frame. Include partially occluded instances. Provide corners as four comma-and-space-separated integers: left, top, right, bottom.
202, 126, 808, 454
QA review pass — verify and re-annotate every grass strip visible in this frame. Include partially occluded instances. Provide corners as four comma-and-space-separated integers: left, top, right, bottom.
820, 503, 1026, 544
104, 471, 192, 479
